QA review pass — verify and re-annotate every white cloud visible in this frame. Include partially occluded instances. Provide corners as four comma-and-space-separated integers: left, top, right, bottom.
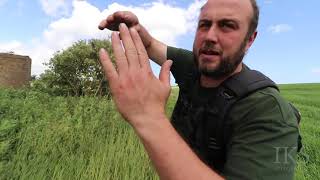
39, 0, 71, 17
0, 0, 204, 75
268, 24, 293, 34
104, 0, 205, 45
42, 1, 105, 50
0, 41, 23, 52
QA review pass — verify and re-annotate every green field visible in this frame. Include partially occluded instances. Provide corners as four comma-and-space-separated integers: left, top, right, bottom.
279, 84, 320, 179
0, 83, 319, 180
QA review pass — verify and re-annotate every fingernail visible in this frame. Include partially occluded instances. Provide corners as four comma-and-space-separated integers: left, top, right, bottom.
119, 23, 126, 29
99, 48, 106, 54
111, 32, 119, 39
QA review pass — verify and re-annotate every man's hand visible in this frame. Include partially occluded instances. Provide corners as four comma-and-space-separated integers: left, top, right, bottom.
99, 24, 223, 180
99, 11, 168, 66
98, 11, 140, 32
99, 23, 172, 128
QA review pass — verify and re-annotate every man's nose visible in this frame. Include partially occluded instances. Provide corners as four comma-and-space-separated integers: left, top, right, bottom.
205, 26, 218, 43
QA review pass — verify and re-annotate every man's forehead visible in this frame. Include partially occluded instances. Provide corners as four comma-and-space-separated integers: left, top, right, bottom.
200, 0, 253, 20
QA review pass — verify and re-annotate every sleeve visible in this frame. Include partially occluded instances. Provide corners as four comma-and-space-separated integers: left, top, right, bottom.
224, 88, 299, 180
166, 46, 195, 86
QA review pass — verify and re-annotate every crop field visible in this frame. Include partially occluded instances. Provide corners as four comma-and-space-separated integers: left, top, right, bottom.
0, 83, 319, 180
279, 83, 320, 180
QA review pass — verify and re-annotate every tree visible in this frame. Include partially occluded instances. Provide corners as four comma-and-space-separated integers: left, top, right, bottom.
32, 39, 113, 96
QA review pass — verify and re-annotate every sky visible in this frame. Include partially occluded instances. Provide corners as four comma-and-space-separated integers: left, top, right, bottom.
0, 0, 319, 84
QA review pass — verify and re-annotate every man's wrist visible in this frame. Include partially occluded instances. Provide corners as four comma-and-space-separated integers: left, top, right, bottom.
132, 113, 170, 138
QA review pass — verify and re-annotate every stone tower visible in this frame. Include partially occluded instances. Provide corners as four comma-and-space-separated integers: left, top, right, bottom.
0, 53, 32, 88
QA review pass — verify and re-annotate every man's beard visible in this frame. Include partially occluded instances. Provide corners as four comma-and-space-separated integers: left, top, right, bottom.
194, 40, 247, 80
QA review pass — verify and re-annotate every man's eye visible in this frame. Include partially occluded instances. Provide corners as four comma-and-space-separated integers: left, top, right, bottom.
219, 22, 236, 30
198, 21, 211, 29
198, 23, 205, 28
222, 23, 233, 29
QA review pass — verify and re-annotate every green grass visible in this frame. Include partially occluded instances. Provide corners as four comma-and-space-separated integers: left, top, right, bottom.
0, 83, 319, 180
279, 84, 320, 180
0, 90, 158, 180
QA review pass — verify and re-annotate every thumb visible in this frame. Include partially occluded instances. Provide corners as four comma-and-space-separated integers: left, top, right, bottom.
159, 60, 173, 85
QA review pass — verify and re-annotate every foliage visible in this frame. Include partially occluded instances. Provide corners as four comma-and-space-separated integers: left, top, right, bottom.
32, 39, 114, 96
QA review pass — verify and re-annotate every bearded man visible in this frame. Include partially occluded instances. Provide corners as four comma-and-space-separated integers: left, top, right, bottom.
98, 0, 299, 179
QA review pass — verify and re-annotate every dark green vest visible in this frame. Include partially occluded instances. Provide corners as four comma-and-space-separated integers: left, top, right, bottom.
171, 65, 301, 173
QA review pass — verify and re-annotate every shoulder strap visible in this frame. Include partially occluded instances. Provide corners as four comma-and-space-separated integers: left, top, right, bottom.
205, 64, 279, 170
219, 64, 279, 144
222, 65, 279, 98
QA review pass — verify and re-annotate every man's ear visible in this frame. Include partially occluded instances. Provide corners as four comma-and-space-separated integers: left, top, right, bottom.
245, 31, 258, 51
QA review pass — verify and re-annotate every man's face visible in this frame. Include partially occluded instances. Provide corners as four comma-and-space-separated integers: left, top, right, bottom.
193, 0, 255, 79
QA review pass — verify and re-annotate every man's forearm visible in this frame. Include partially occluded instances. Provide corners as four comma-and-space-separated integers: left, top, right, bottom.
137, 25, 168, 66
133, 115, 224, 180
99, 23, 220, 180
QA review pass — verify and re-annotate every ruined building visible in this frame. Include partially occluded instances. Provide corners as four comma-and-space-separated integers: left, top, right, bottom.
0, 53, 32, 88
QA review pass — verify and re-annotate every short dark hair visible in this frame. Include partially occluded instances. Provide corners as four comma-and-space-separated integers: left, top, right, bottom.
247, 0, 259, 39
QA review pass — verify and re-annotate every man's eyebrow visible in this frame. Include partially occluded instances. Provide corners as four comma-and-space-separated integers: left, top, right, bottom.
198, 18, 211, 22
219, 18, 239, 23
198, 18, 239, 24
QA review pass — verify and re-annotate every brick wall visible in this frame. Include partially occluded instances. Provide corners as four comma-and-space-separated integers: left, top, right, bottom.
0, 53, 32, 88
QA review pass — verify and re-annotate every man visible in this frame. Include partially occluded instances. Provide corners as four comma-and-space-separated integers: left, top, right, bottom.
98, 0, 299, 179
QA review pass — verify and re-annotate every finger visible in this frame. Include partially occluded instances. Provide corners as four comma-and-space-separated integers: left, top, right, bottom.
98, 19, 107, 30
99, 11, 138, 31
106, 14, 115, 24
99, 15, 114, 30
98, 15, 118, 31
108, 11, 126, 31
159, 60, 173, 86
129, 27, 151, 70
111, 31, 129, 73
119, 23, 140, 69
99, 48, 118, 88
106, 15, 119, 31
113, 11, 125, 20
114, 11, 136, 28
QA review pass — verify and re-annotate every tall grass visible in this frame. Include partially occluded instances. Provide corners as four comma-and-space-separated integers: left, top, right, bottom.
0, 89, 158, 180
0, 84, 319, 180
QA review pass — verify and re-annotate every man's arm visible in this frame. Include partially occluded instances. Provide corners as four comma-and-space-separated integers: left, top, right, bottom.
99, 11, 167, 66
135, 112, 223, 180
99, 23, 224, 180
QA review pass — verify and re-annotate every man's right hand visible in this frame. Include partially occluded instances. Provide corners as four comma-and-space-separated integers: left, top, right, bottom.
98, 11, 141, 32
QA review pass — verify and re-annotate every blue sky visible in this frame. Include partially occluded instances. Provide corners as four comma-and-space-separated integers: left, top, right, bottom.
0, 0, 319, 84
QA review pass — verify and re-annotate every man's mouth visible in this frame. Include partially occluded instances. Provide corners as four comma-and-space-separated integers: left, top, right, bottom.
200, 49, 221, 56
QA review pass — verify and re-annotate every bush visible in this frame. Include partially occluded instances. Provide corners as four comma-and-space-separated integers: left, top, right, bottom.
31, 39, 114, 96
